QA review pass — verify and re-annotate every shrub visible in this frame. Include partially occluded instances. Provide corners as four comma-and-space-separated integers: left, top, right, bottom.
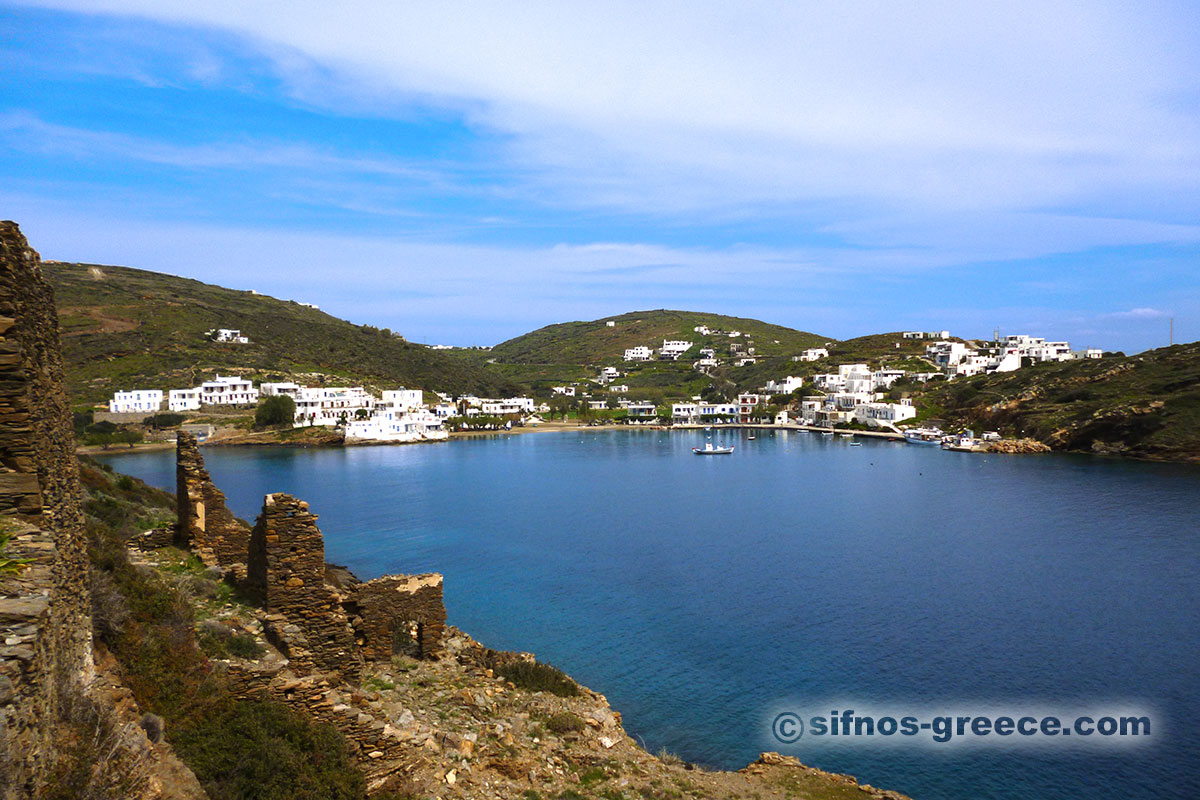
496, 660, 581, 697
256, 395, 296, 428
545, 711, 586, 735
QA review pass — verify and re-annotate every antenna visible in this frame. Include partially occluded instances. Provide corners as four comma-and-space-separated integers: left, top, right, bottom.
1169, 317, 1174, 346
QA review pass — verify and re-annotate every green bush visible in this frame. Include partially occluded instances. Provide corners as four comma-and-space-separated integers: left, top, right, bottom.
497, 660, 581, 697
255, 395, 296, 428
545, 711, 586, 735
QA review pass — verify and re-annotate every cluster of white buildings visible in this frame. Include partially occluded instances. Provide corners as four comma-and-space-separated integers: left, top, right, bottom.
107, 375, 262, 414
927, 335, 1102, 378
108, 376, 448, 443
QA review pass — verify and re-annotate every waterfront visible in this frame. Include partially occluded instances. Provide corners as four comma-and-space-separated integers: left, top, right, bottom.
98, 429, 1200, 800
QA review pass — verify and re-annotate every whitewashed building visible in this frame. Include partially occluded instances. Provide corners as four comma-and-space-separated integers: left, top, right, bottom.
344, 407, 447, 443
211, 328, 250, 344
624, 346, 653, 362
762, 375, 805, 395
659, 340, 694, 360
797, 348, 829, 362
198, 375, 258, 406
168, 389, 201, 413
260, 382, 302, 398
293, 386, 374, 426
480, 397, 536, 416
854, 400, 917, 427
382, 389, 424, 412
108, 389, 163, 414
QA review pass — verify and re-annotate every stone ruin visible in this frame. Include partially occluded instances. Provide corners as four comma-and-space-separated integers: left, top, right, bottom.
247, 493, 361, 675
0, 221, 205, 799
174, 431, 251, 570
176, 443, 447, 674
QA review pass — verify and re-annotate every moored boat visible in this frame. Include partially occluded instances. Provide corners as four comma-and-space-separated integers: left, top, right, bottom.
903, 427, 945, 446
693, 439, 734, 455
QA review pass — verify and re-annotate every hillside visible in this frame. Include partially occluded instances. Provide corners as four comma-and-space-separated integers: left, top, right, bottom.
44, 261, 519, 405
490, 309, 829, 364
927, 342, 1200, 461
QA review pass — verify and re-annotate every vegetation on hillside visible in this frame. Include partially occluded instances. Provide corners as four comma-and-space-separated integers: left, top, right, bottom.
76, 458, 379, 800
489, 309, 828, 364
46, 261, 519, 405
925, 342, 1200, 460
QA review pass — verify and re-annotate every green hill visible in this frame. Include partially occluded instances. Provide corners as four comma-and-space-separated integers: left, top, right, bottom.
926, 342, 1200, 461
490, 309, 829, 364
45, 261, 519, 405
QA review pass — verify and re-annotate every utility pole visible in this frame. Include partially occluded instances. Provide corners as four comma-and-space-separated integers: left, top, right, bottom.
1169, 317, 1174, 346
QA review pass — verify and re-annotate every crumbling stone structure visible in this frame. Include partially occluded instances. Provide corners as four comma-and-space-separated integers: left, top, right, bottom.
247, 493, 361, 675
175, 431, 250, 569
347, 574, 446, 660
0, 221, 203, 799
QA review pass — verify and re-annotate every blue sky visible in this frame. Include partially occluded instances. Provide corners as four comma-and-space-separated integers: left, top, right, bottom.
2, 2, 1198, 350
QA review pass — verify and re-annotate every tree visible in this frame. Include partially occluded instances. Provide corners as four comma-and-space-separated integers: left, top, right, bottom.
255, 395, 296, 429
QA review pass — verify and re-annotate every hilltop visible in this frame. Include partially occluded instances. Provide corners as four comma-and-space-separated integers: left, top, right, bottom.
44, 261, 519, 405
490, 309, 828, 364
927, 341, 1200, 461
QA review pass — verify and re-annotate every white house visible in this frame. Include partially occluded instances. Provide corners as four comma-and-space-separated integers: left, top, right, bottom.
737, 393, 762, 423
293, 386, 374, 426
854, 400, 917, 428
926, 341, 976, 368
623, 346, 653, 362
798, 348, 829, 362
260, 382, 302, 398
1074, 348, 1104, 359
608, 384, 629, 393
168, 389, 200, 413
382, 389, 424, 412
659, 340, 694, 360
872, 370, 906, 389
551, 386, 577, 396
762, 375, 805, 395
198, 375, 258, 406
481, 397, 536, 416
605, 320, 616, 327
108, 389, 163, 414
344, 407, 447, 443
625, 402, 658, 419
210, 328, 250, 344
693, 325, 711, 335
598, 366, 622, 383
902, 331, 950, 340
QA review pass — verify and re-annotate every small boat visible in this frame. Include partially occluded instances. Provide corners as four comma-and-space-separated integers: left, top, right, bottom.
839, 432, 854, 438
849, 442, 863, 447
748, 433, 756, 440
821, 430, 834, 437
904, 427, 945, 446
693, 439, 734, 455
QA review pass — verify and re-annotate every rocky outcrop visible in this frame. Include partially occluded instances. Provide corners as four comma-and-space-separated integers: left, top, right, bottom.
174, 432, 250, 570
985, 438, 1052, 454
0, 221, 203, 800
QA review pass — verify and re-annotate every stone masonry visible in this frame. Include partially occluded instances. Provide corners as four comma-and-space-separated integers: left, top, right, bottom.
0, 221, 203, 799
174, 431, 250, 570
246, 493, 361, 676
347, 574, 446, 660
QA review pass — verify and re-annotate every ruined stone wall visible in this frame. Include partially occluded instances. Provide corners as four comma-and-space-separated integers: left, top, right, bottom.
0, 222, 204, 799
174, 432, 250, 569
246, 493, 360, 675
0, 221, 94, 797
348, 575, 446, 660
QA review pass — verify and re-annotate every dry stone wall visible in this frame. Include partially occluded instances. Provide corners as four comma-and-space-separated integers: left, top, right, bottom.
174, 432, 250, 569
0, 221, 203, 800
348, 575, 446, 660
247, 493, 362, 675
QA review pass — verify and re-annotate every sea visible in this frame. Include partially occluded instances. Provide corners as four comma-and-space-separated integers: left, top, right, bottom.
97, 429, 1200, 800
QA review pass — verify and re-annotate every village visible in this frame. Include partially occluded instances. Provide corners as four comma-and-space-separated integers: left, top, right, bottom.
97, 324, 1106, 448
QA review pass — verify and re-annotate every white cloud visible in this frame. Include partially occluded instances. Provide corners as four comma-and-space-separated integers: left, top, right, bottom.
21, 1, 1200, 217
1106, 307, 1172, 319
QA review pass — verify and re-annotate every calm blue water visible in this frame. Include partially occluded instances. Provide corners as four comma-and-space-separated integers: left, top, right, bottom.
97, 431, 1200, 800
